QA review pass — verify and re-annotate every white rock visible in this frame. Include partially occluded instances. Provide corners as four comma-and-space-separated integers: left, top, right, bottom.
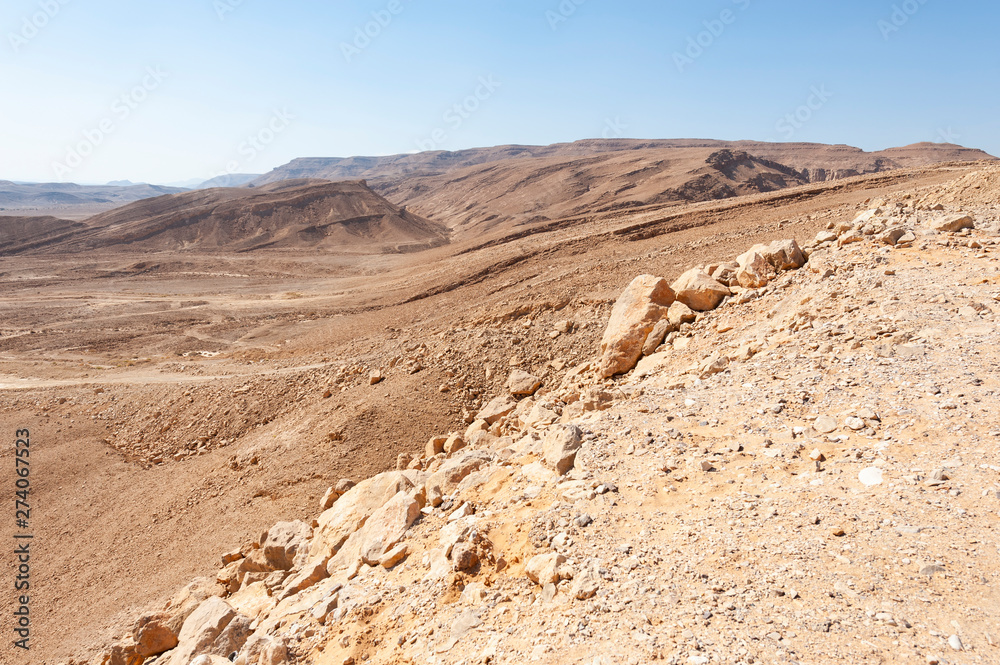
859, 467, 884, 487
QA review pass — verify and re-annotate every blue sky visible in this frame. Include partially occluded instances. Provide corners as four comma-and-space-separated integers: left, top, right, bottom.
1, 0, 996, 184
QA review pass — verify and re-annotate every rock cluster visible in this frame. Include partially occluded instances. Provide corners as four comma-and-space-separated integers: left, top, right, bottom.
598, 238, 808, 378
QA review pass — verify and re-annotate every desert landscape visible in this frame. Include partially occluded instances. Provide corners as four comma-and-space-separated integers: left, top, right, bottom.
4, 2, 1000, 664
2, 135, 1000, 665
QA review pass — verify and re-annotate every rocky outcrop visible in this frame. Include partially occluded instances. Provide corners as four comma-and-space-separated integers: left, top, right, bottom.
597, 274, 675, 378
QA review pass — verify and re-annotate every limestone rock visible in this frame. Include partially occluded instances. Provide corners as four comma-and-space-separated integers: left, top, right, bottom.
451, 542, 480, 571
710, 262, 739, 287
443, 433, 466, 455
597, 274, 675, 378
261, 521, 311, 571
507, 370, 542, 397
839, 230, 864, 246
476, 396, 517, 424
667, 301, 697, 327
852, 209, 883, 227
759, 239, 807, 270
277, 559, 329, 601
522, 402, 560, 428
543, 424, 583, 475
642, 318, 670, 356
930, 213, 974, 232
813, 415, 838, 434
327, 490, 421, 573
379, 543, 408, 569
134, 613, 179, 658
309, 471, 417, 561
190, 656, 233, 665
235, 635, 289, 665
97, 641, 143, 665
526, 552, 569, 586
571, 558, 601, 600
164, 597, 252, 665
318, 479, 355, 511
671, 268, 730, 312
425, 435, 448, 457
879, 227, 910, 245
736, 251, 774, 289
425, 450, 491, 506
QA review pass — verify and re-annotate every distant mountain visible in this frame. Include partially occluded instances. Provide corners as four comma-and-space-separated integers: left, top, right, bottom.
0, 181, 187, 216
252, 140, 996, 187
196, 173, 263, 190
4, 180, 449, 255
248, 140, 996, 239
106, 180, 136, 187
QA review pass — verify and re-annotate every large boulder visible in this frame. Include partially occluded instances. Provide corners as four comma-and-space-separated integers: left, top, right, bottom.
134, 613, 179, 658
475, 396, 517, 424
506, 370, 542, 397
327, 490, 422, 574
930, 213, 975, 232
425, 450, 491, 507
671, 268, 731, 312
525, 552, 569, 586
597, 275, 675, 378
308, 471, 417, 562
759, 239, 806, 270
543, 424, 583, 475
163, 597, 252, 665
261, 521, 311, 571
736, 239, 806, 288
735, 250, 774, 288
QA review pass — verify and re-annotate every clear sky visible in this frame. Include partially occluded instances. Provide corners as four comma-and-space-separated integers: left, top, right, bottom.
1, 0, 997, 185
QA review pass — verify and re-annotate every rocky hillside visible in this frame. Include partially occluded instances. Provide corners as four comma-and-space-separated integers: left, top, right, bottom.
0, 215, 86, 254
251, 140, 995, 186
3, 180, 450, 255
76, 165, 1000, 665
249, 141, 995, 241
373, 148, 810, 239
